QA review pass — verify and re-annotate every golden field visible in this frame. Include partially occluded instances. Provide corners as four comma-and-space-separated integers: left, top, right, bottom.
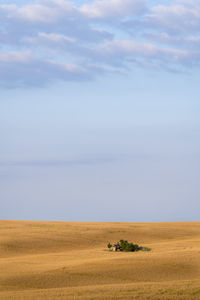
0, 221, 200, 299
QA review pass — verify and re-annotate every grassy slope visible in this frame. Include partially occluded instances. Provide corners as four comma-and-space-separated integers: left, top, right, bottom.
0, 220, 200, 299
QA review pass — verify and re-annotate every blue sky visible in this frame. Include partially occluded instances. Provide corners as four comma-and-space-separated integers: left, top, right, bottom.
0, 0, 200, 221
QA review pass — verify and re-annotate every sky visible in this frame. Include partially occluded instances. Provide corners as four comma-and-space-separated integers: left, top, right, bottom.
0, 0, 200, 222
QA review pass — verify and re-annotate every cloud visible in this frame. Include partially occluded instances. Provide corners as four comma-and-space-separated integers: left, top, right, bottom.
0, 157, 115, 167
0, 50, 95, 87
0, 0, 200, 87
80, 0, 146, 18
146, 4, 200, 33
94, 39, 197, 70
12, 0, 77, 23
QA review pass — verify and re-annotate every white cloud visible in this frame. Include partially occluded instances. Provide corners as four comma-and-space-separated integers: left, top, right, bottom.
95, 40, 190, 67
0, 0, 200, 87
0, 51, 32, 63
17, 4, 59, 22
0, 50, 95, 87
27, 32, 76, 45
80, 0, 146, 18
147, 4, 200, 32
16, 1, 76, 23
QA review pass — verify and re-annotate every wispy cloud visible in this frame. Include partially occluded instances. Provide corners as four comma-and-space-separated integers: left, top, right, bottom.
0, 157, 116, 167
0, 0, 200, 87
80, 0, 146, 18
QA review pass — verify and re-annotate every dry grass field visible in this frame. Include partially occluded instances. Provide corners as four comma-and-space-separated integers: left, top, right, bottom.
0, 221, 200, 299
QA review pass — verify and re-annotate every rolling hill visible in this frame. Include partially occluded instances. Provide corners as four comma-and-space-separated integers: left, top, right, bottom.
0, 220, 200, 299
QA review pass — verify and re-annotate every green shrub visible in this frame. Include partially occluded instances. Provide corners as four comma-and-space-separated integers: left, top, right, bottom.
119, 240, 140, 252
107, 242, 112, 249
107, 240, 151, 252
140, 246, 151, 251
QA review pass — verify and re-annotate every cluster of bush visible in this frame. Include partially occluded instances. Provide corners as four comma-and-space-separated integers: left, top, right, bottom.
119, 239, 140, 252
107, 239, 151, 252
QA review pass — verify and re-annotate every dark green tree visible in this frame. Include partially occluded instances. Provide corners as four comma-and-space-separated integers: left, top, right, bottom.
119, 240, 140, 252
107, 242, 112, 249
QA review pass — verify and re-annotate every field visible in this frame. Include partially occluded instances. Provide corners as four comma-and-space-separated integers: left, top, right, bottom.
0, 221, 200, 299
